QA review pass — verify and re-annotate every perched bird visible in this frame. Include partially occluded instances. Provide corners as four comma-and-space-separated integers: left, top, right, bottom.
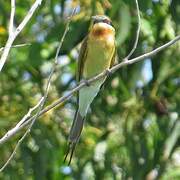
64, 15, 116, 164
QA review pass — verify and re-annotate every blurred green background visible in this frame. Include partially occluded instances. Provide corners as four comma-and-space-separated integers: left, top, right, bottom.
0, 0, 180, 179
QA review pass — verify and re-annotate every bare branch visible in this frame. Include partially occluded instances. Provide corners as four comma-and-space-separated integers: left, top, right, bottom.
0, 0, 179, 170
125, 0, 141, 60
0, 98, 44, 172
9, 0, 16, 35
25, 8, 75, 132
0, 9, 76, 172
0, 0, 42, 72
0, 35, 179, 146
0, 43, 31, 52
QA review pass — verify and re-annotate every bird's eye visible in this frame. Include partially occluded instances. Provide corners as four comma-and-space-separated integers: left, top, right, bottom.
93, 18, 113, 26
103, 19, 112, 26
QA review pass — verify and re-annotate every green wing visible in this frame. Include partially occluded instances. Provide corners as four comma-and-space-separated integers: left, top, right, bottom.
77, 36, 88, 82
99, 45, 116, 90
110, 45, 116, 68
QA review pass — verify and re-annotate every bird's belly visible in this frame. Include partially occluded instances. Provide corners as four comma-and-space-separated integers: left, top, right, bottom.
83, 37, 114, 79
79, 35, 115, 117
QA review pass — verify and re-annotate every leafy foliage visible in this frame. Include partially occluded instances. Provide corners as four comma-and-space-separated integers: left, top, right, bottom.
0, 0, 179, 179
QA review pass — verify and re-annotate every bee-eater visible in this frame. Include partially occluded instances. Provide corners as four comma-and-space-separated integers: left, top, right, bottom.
64, 15, 116, 164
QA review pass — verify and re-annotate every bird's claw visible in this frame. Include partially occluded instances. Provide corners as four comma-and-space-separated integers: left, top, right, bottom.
105, 69, 112, 77
81, 79, 90, 86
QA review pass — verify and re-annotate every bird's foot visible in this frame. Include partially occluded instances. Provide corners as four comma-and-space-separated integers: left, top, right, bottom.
123, 58, 129, 62
105, 69, 112, 77
81, 79, 90, 86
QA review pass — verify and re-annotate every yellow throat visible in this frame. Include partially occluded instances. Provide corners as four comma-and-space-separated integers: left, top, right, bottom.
83, 22, 115, 78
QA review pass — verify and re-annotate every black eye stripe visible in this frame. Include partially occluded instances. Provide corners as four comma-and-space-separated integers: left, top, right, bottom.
93, 19, 101, 24
103, 19, 112, 26
93, 19, 112, 26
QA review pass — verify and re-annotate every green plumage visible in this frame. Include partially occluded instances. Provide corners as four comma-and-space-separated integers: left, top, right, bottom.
64, 16, 116, 164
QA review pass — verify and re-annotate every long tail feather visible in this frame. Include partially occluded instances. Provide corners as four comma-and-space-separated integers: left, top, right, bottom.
63, 143, 70, 163
64, 110, 85, 164
64, 142, 77, 165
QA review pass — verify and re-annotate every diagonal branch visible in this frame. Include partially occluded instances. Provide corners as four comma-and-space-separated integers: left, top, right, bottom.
0, 98, 44, 172
0, 8, 76, 172
0, 35, 179, 146
0, 0, 43, 72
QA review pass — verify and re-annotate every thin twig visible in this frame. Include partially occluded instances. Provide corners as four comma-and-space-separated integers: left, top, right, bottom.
9, 0, 16, 35
0, 43, 31, 52
0, 35, 179, 146
125, 0, 141, 60
0, 0, 42, 72
0, 9, 76, 172
0, 98, 44, 172
16, 97, 44, 127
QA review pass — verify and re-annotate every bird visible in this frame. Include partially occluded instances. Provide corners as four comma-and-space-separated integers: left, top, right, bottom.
64, 15, 116, 165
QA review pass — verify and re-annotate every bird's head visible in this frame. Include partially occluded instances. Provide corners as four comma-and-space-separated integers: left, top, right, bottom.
92, 15, 113, 26
90, 15, 115, 38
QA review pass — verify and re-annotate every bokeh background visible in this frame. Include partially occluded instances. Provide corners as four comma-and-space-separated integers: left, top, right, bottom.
0, 0, 180, 179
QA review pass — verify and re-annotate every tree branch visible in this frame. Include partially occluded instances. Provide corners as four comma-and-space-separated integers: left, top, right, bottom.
0, 8, 76, 172
9, 0, 16, 35
0, 0, 179, 171
125, 0, 141, 60
0, 43, 31, 52
0, 98, 44, 172
0, 0, 42, 72
0, 35, 179, 146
